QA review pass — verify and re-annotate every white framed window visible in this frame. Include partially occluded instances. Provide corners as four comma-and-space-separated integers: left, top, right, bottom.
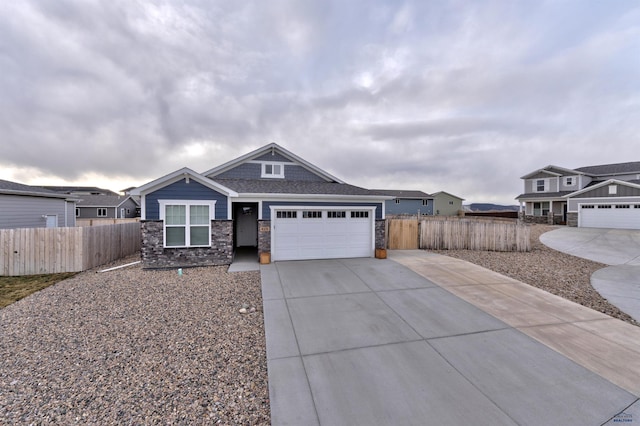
261, 162, 285, 178
395, 199, 400, 204
533, 202, 550, 216
158, 200, 216, 248
75, 208, 80, 217
422, 199, 428, 206
535, 179, 546, 192
97, 208, 107, 217
609, 185, 617, 195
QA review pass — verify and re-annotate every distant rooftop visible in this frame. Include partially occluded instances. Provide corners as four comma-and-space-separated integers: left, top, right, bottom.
371, 189, 432, 199
39, 186, 118, 196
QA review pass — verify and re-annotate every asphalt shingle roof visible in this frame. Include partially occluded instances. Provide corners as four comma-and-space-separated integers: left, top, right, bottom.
0, 179, 70, 198
76, 195, 136, 207
213, 178, 381, 196
515, 191, 574, 200
575, 161, 640, 176
371, 189, 432, 198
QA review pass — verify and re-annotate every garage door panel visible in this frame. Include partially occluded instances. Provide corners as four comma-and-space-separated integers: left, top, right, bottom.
272, 208, 374, 261
580, 204, 640, 230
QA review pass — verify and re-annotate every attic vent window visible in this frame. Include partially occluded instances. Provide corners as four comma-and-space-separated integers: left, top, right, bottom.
609, 185, 617, 195
262, 162, 284, 178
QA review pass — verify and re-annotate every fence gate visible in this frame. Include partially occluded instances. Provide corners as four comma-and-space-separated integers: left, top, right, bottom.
387, 219, 419, 249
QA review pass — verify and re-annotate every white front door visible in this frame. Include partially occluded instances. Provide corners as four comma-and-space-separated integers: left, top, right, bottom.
271, 207, 375, 261
236, 205, 258, 246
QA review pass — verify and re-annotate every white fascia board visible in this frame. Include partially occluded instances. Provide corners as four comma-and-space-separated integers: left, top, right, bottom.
130, 167, 238, 197
202, 142, 346, 183
566, 179, 640, 198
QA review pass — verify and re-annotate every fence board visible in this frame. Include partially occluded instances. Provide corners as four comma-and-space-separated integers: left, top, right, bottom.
388, 219, 419, 249
0, 223, 141, 276
387, 218, 530, 252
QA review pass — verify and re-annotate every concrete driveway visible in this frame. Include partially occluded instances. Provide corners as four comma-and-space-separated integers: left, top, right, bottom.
540, 227, 640, 321
261, 255, 639, 425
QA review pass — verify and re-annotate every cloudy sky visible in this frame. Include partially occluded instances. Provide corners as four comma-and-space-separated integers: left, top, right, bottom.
1, 1, 639, 205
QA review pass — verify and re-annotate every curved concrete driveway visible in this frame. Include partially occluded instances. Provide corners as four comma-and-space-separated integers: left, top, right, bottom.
540, 227, 640, 322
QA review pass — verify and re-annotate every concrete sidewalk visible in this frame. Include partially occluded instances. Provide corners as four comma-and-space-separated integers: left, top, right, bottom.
540, 227, 640, 322
261, 253, 640, 425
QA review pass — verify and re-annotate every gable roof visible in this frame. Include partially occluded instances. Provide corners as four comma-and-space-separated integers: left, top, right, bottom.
563, 178, 640, 198
0, 179, 77, 200
202, 143, 345, 184
76, 195, 139, 208
574, 161, 640, 176
432, 191, 465, 201
130, 167, 238, 197
371, 189, 432, 199
520, 165, 582, 179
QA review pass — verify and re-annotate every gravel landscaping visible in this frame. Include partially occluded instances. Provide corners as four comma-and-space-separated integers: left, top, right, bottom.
435, 224, 638, 326
0, 258, 269, 424
1, 223, 636, 424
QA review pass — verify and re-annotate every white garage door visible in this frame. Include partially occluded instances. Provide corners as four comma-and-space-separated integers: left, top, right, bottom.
580, 203, 640, 229
271, 207, 375, 261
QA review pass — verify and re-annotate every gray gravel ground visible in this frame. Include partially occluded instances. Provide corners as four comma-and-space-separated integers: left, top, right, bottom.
435, 224, 638, 326
0, 257, 270, 425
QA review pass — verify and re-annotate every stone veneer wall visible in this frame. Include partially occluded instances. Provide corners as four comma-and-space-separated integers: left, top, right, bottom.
258, 220, 271, 254
140, 220, 233, 269
375, 219, 386, 249
566, 212, 578, 227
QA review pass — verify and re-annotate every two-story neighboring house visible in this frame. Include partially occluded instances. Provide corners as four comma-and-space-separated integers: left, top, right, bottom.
516, 162, 640, 229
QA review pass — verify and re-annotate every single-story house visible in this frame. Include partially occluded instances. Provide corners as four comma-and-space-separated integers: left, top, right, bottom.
517, 161, 640, 229
0, 179, 77, 229
75, 195, 140, 219
373, 189, 433, 216
131, 143, 392, 268
433, 191, 465, 216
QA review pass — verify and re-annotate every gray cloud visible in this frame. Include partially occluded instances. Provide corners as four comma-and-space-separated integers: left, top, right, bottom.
1, 0, 639, 204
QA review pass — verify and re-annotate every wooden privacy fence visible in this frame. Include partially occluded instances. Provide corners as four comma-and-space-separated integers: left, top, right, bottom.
76, 218, 140, 227
0, 223, 141, 276
387, 218, 530, 252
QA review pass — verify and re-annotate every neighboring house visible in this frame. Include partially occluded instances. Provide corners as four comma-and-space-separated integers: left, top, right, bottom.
0, 179, 77, 229
516, 161, 640, 229
373, 190, 433, 215
131, 143, 392, 268
433, 191, 465, 216
75, 195, 140, 219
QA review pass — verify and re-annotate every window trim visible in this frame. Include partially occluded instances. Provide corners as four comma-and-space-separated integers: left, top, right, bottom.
158, 200, 216, 248
261, 162, 285, 178
97, 208, 107, 217
535, 179, 547, 192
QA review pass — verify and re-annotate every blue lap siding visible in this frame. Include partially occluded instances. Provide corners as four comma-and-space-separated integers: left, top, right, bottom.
145, 179, 228, 220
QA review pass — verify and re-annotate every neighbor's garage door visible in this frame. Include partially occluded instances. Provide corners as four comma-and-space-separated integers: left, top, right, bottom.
580, 203, 640, 229
272, 208, 374, 261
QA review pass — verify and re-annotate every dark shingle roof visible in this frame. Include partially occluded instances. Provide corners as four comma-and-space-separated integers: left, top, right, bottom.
39, 186, 118, 195
575, 161, 640, 176
515, 191, 574, 200
371, 189, 432, 199
76, 195, 137, 207
0, 179, 71, 198
213, 178, 381, 196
